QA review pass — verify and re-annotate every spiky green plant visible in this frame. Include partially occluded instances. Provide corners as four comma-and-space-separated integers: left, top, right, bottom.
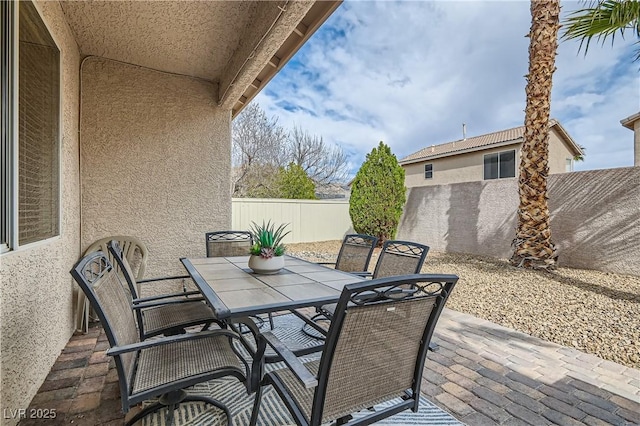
248, 220, 290, 258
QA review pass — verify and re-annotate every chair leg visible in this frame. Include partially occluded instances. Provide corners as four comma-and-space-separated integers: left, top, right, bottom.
125, 402, 168, 426
268, 312, 274, 330
125, 391, 232, 426
249, 383, 264, 426
186, 395, 232, 426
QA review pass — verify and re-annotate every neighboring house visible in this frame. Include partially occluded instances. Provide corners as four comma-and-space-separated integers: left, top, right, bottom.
399, 120, 583, 188
0, 1, 339, 421
315, 183, 351, 199
620, 112, 640, 166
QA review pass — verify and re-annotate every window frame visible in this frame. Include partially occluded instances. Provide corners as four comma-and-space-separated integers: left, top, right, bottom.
565, 158, 574, 172
1, 0, 63, 254
424, 163, 433, 179
483, 149, 516, 180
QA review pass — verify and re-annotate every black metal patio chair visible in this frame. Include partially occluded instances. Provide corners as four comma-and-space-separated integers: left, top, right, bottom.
108, 240, 218, 340
371, 240, 430, 279
317, 234, 378, 276
299, 234, 378, 338
302, 239, 430, 340
205, 230, 254, 257
205, 230, 275, 331
70, 251, 249, 426
250, 273, 458, 426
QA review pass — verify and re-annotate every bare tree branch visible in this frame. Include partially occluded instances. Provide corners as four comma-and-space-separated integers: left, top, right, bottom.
232, 105, 350, 197
232, 104, 288, 196
288, 126, 350, 186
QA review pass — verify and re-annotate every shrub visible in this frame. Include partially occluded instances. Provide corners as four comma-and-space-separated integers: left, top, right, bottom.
349, 141, 406, 244
277, 163, 317, 199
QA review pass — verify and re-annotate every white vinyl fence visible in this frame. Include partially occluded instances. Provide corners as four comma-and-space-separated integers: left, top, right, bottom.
231, 198, 353, 243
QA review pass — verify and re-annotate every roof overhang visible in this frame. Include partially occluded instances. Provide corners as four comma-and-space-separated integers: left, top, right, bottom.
399, 139, 522, 166
399, 120, 584, 166
59, 1, 341, 116
551, 121, 584, 157
621, 112, 640, 130
229, 1, 341, 117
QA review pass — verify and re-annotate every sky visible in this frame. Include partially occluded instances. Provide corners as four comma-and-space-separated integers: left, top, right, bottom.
253, 0, 640, 176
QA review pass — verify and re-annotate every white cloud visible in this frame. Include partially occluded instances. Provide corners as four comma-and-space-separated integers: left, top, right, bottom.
254, 0, 640, 174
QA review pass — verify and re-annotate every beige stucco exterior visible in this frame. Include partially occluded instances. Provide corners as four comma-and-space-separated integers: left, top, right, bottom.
635, 120, 640, 166
403, 127, 578, 188
1, 1, 339, 422
620, 112, 640, 166
80, 57, 232, 277
0, 0, 81, 420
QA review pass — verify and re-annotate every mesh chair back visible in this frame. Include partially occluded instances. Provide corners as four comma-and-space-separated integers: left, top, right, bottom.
311, 274, 457, 425
70, 252, 140, 389
373, 240, 429, 278
205, 231, 253, 257
334, 234, 378, 273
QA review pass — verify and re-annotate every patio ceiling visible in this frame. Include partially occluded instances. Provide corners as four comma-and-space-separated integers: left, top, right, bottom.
59, 0, 340, 115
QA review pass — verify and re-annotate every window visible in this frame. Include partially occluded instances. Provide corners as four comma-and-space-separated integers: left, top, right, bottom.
565, 158, 574, 172
1, 0, 60, 252
424, 163, 433, 179
484, 150, 516, 180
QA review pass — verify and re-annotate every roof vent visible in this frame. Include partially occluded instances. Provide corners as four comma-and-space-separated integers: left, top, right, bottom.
431, 145, 435, 152
462, 123, 467, 140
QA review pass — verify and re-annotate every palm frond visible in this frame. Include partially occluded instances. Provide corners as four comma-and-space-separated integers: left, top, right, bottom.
561, 0, 640, 60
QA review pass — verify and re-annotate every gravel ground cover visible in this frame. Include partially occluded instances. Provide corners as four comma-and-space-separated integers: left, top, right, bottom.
287, 240, 640, 370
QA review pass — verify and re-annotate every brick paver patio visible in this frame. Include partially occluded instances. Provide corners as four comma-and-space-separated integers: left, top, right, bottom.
20, 309, 640, 425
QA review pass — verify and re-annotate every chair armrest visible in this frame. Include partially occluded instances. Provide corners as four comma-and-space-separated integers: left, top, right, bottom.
137, 274, 191, 284
260, 331, 318, 389
132, 298, 206, 310
106, 329, 239, 356
133, 291, 202, 304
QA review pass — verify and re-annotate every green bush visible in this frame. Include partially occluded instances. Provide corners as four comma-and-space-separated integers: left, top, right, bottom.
349, 141, 406, 244
277, 163, 317, 199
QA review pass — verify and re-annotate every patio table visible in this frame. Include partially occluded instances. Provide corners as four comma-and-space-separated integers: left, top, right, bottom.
180, 255, 366, 321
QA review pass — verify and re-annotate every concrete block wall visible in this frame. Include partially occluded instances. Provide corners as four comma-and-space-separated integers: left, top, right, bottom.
398, 167, 640, 276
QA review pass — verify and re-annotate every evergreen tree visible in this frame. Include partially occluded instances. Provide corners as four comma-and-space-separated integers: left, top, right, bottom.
276, 163, 317, 199
349, 142, 406, 244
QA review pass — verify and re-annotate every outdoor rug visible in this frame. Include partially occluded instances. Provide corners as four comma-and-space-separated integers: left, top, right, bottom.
138, 314, 463, 426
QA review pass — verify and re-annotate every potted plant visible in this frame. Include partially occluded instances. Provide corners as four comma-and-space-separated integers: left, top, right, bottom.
248, 220, 290, 274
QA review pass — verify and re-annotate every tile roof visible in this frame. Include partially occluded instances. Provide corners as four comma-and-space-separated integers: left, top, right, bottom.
399, 119, 576, 164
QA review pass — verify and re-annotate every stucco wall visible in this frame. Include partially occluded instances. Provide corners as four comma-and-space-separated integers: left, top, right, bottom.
398, 167, 640, 276
404, 129, 576, 187
80, 57, 232, 277
0, 1, 81, 423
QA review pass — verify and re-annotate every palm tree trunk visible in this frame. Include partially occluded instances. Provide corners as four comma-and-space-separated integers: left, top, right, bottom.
511, 0, 560, 270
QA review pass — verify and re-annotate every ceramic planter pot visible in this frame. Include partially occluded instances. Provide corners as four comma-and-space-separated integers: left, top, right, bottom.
248, 254, 285, 274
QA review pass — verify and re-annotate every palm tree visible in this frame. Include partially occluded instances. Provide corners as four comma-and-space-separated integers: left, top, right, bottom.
511, 0, 560, 270
562, 0, 640, 61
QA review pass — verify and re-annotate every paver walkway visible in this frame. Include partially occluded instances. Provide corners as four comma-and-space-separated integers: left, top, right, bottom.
20, 309, 640, 425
